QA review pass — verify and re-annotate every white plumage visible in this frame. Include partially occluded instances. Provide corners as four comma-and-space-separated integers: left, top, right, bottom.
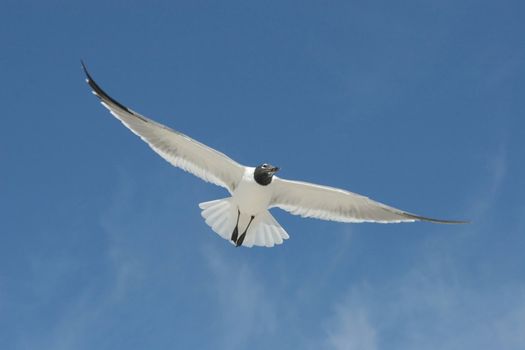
83, 62, 466, 248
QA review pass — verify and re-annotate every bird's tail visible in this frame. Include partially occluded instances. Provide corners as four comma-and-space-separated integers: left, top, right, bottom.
199, 198, 289, 248
199, 198, 237, 241
242, 210, 289, 248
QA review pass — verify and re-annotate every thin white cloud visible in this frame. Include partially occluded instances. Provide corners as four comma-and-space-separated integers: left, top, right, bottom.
203, 246, 277, 350
324, 291, 377, 350
18, 170, 161, 350
322, 262, 525, 350
320, 146, 525, 350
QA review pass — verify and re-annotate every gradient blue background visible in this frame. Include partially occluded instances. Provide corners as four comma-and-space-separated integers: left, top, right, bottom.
2, 1, 524, 349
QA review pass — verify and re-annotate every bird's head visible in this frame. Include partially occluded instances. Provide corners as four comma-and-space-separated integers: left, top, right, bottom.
254, 163, 280, 186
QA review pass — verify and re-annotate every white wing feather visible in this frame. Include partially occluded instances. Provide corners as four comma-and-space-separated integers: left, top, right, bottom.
83, 63, 245, 193
270, 177, 466, 224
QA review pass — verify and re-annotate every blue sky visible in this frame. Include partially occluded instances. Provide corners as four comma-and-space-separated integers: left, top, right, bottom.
1, 0, 524, 349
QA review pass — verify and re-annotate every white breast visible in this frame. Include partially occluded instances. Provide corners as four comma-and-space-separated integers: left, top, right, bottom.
232, 168, 274, 216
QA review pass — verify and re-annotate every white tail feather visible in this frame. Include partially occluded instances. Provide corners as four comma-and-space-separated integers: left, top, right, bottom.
199, 198, 289, 248
199, 198, 237, 240
242, 210, 289, 248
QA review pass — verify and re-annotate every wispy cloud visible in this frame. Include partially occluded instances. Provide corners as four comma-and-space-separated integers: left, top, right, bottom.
324, 290, 377, 350
15, 170, 170, 350
322, 260, 525, 350
203, 246, 277, 350
319, 147, 525, 350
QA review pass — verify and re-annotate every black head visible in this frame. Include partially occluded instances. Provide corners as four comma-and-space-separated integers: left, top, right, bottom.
254, 163, 280, 186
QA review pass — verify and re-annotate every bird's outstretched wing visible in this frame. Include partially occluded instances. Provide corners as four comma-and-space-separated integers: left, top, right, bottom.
270, 177, 467, 224
82, 62, 245, 193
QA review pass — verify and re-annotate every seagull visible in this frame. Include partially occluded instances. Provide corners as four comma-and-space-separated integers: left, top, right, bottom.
82, 62, 467, 248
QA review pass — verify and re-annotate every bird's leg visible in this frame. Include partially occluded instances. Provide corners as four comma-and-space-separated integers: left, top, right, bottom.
236, 215, 255, 247
231, 209, 241, 244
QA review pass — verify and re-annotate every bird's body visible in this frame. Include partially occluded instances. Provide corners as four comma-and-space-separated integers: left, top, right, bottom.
199, 166, 288, 247
233, 167, 274, 216
82, 62, 467, 248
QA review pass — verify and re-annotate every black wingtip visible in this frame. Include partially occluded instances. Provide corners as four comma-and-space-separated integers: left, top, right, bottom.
404, 212, 471, 224
80, 61, 134, 113
80, 60, 91, 81
431, 219, 470, 225
80, 60, 97, 90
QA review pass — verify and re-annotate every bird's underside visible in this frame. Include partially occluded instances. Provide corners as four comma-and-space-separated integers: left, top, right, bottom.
82, 61, 467, 248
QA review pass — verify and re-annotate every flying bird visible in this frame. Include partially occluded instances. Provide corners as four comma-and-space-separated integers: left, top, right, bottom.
82, 62, 466, 248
